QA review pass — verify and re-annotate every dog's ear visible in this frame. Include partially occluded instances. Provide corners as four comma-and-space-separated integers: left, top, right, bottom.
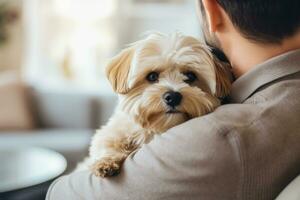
105, 47, 134, 94
213, 59, 232, 98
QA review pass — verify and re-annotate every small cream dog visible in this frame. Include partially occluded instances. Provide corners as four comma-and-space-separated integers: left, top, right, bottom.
77, 32, 231, 177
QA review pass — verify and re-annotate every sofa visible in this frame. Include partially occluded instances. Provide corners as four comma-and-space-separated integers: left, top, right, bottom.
0, 83, 118, 172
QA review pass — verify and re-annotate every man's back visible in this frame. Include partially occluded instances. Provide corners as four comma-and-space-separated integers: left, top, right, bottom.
47, 50, 300, 200
215, 73, 300, 199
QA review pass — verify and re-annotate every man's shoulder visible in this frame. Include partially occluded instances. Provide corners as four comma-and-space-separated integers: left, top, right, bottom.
171, 102, 263, 139
180, 76, 300, 137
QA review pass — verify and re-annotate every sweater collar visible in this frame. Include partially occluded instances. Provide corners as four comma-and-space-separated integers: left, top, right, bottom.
229, 49, 300, 103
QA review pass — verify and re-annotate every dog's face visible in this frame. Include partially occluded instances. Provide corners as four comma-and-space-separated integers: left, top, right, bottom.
106, 33, 231, 132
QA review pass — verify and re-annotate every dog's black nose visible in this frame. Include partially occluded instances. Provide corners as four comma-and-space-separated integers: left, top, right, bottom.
163, 91, 182, 107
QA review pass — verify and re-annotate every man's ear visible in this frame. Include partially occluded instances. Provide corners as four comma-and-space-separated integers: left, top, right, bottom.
105, 47, 134, 94
213, 58, 232, 98
201, 0, 223, 33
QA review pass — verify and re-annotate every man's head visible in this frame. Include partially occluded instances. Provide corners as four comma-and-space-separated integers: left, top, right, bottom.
197, 0, 300, 76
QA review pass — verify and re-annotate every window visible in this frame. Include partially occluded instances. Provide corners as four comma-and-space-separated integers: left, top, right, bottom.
23, 0, 200, 91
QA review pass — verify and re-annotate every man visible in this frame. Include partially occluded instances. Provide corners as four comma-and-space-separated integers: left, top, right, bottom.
47, 0, 300, 199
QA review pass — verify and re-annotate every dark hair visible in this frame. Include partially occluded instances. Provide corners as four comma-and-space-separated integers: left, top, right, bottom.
201, 0, 300, 43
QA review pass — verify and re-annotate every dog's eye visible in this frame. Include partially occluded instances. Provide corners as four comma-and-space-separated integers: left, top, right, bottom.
184, 71, 197, 84
146, 72, 159, 82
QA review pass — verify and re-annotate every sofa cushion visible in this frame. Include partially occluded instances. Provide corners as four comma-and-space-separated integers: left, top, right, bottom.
31, 87, 95, 129
0, 73, 36, 131
29, 84, 118, 129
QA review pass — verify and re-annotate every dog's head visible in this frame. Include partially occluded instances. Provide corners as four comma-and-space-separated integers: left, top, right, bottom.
106, 32, 231, 132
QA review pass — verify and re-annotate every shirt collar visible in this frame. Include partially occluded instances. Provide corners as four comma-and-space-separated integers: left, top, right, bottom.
229, 49, 300, 103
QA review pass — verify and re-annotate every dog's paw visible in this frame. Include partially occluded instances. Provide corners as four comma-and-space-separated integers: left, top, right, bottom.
91, 158, 121, 178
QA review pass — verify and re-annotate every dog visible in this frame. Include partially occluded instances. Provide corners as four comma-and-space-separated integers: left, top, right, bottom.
76, 32, 232, 178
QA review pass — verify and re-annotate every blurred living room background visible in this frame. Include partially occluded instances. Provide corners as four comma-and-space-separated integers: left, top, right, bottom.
0, 0, 200, 197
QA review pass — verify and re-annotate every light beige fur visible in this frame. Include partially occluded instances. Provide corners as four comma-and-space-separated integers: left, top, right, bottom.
76, 32, 232, 177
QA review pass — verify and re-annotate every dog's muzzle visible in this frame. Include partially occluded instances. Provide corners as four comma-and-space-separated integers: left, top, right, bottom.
163, 91, 182, 108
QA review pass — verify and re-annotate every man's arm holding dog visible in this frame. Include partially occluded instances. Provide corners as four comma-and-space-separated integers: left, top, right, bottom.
46, 116, 241, 200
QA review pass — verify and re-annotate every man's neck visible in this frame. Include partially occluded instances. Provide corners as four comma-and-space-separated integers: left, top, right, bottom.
227, 32, 300, 78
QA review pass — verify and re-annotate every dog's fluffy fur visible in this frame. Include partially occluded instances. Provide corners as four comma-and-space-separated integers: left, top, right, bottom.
77, 32, 231, 177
